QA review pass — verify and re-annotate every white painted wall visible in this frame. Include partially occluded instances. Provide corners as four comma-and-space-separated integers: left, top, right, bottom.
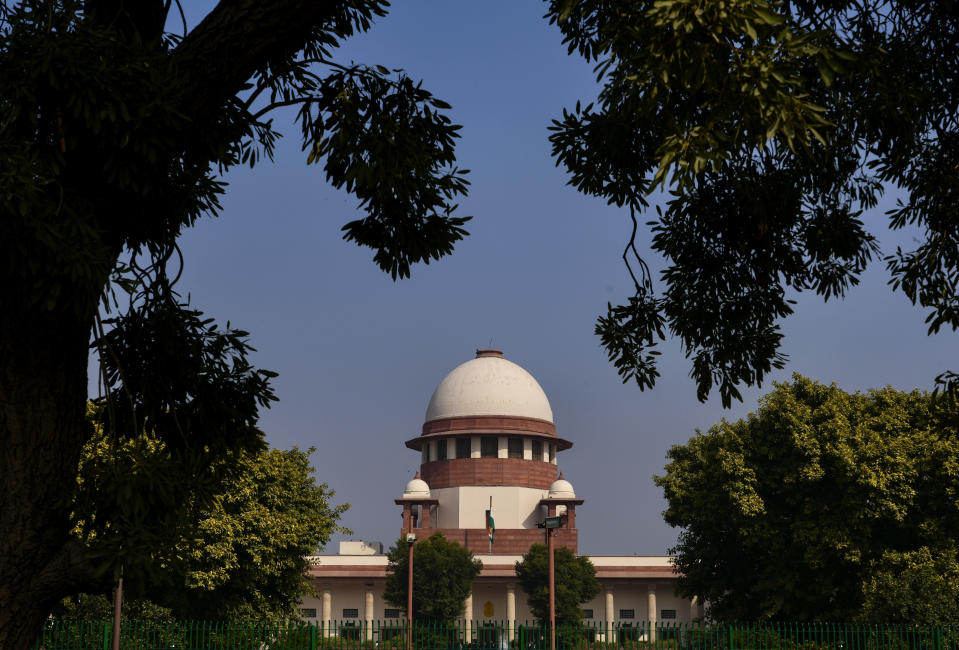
432, 486, 547, 529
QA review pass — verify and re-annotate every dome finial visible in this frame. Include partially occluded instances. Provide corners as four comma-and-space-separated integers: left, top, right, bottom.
475, 348, 503, 358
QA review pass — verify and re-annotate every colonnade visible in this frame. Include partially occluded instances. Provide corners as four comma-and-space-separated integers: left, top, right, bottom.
320, 584, 376, 640
317, 582, 703, 641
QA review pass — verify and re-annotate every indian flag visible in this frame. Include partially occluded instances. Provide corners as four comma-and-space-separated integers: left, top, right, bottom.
486, 508, 495, 543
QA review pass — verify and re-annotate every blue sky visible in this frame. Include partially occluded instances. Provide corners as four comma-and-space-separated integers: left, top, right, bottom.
156, 1, 955, 555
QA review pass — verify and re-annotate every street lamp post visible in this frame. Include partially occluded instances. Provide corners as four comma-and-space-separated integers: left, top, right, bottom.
406, 530, 416, 650
541, 515, 562, 650
548, 527, 555, 650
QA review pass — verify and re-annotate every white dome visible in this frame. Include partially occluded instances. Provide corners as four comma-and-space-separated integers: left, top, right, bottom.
548, 476, 575, 498
425, 350, 553, 423
403, 476, 430, 498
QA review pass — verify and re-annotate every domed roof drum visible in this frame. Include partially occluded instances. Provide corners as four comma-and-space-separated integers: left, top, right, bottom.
407, 350, 572, 451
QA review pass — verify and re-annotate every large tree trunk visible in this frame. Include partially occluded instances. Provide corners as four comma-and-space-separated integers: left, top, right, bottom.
0, 2, 365, 647
0, 302, 99, 649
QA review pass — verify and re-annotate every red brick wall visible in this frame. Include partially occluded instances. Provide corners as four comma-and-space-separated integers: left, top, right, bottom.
402, 527, 578, 555
420, 457, 558, 489
422, 416, 556, 437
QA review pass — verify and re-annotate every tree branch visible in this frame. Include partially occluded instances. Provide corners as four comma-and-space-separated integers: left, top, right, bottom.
251, 98, 313, 120
172, 0, 377, 119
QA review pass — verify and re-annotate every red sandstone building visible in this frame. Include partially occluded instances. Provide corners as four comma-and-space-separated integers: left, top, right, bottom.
303, 350, 701, 638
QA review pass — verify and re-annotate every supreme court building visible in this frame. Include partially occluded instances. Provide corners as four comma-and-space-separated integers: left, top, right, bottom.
300, 349, 702, 636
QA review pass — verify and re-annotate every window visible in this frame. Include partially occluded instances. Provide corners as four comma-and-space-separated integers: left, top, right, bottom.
301, 608, 317, 619
421, 447, 428, 464
436, 439, 447, 461
661, 609, 676, 620
481, 436, 498, 458
582, 609, 593, 619
532, 439, 543, 460
384, 609, 401, 619
456, 438, 471, 459
619, 609, 635, 619
508, 438, 523, 459
343, 608, 359, 619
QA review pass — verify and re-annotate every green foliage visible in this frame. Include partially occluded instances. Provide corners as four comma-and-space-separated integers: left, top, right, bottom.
72, 435, 348, 621
515, 543, 601, 625
545, 0, 959, 405
860, 548, 959, 624
0, 1, 471, 645
162, 446, 349, 620
655, 375, 959, 621
54, 593, 174, 622
308, 66, 472, 280
383, 533, 482, 623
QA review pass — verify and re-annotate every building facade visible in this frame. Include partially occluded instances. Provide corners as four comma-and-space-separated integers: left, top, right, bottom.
302, 350, 701, 636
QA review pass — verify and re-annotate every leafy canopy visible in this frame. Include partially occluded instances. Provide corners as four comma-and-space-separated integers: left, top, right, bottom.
1, 1, 472, 647
159, 446, 349, 620
545, 0, 959, 405
72, 427, 348, 620
384, 533, 482, 623
656, 375, 959, 622
515, 543, 600, 626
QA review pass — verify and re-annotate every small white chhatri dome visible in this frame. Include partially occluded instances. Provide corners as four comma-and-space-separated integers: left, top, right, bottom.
548, 474, 575, 498
403, 473, 430, 498
424, 349, 553, 423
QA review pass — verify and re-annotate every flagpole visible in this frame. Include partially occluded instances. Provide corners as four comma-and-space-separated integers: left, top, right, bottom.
488, 496, 492, 555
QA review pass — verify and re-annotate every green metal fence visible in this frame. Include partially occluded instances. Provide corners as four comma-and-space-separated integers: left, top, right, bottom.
31, 620, 959, 650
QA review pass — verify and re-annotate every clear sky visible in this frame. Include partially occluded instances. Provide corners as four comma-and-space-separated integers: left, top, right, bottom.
149, 1, 954, 556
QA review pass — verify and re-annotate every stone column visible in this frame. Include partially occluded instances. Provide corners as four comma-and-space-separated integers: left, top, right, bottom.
605, 586, 615, 643
421, 503, 431, 528
464, 592, 474, 644
506, 584, 516, 642
646, 584, 657, 642
690, 596, 702, 622
365, 584, 375, 641
322, 587, 333, 637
